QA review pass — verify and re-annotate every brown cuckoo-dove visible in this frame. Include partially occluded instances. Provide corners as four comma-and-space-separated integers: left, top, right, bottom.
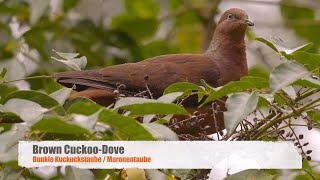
55, 8, 254, 135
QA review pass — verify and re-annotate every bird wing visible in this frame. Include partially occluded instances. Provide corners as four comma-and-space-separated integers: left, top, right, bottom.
55, 54, 220, 98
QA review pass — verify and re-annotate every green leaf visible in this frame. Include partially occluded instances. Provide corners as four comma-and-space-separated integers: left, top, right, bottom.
65, 166, 95, 180
0, 84, 17, 100
256, 37, 313, 55
0, 166, 23, 180
224, 169, 275, 180
153, 119, 169, 124
163, 82, 203, 95
120, 103, 190, 116
143, 123, 179, 140
282, 86, 297, 99
114, 97, 159, 109
270, 36, 312, 54
26, 75, 63, 94
143, 92, 183, 123
49, 88, 72, 105
200, 79, 215, 93
249, 66, 269, 79
0, 124, 27, 162
274, 94, 286, 107
99, 109, 155, 140
0, 67, 7, 79
67, 101, 101, 115
67, 102, 154, 140
302, 159, 312, 173
287, 52, 320, 71
224, 92, 259, 135
0, 124, 12, 134
202, 76, 268, 106
2, 90, 64, 115
270, 61, 310, 94
307, 110, 320, 124
255, 37, 279, 52
63, 97, 96, 112
287, 42, 314, 54
294, 77, 320, 89
31, 117, 91, 136
70, 109, 102, 132
258, 94, 272, 108
0, 99, 48, 123
52, 50, 87, 71
0, 112, 22, 123
158, 92, 183, 103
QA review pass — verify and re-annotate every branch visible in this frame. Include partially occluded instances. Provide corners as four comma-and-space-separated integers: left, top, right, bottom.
2, 75, 54, 84
252, 97, 320, 139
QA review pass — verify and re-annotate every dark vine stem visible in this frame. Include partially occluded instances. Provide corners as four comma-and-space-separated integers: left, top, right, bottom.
252, 97, 320, 140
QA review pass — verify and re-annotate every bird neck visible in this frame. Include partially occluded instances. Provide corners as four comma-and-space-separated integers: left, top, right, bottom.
204, 32, 246, 57
204, 32, 248, 85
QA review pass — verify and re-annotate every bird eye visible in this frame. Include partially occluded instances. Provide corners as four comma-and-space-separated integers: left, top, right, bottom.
227, 14, 234, 20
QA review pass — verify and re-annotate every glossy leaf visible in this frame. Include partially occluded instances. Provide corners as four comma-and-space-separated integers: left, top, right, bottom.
63, 97, 96, 112
67, 102, 155, 140
2, 90, 64, 115
143, 123, 179, 140
164, 82, 203, 95
255, 37, 279, 52
270, 61, 310, 94
158, 92, 183, 103
31, 117, 91, 135
294, 77, 320, 89
143, 92, 183, 123
307, 110, 320, 124
70, 109, 102, 132
114, 97, 158, 109
99, 109, 155, 140
224, 92, 259, 135
287, 52, 320, 71
119, 103, 190, 116
52, 50, 87, 71
0, 99, 47, 123
202, 76, 268, 106
49, 88, 72, 105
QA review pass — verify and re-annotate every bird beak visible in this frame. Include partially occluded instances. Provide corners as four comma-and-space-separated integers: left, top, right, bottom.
244, 19, 254, 26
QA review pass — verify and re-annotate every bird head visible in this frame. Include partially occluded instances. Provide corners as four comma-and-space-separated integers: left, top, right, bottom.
215, 8, 254, 40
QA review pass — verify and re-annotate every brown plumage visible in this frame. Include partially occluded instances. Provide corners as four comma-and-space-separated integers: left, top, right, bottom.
55, 8, 253, 135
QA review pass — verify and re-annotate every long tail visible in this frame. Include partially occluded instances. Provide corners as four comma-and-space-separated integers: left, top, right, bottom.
54, 70, 114, 91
